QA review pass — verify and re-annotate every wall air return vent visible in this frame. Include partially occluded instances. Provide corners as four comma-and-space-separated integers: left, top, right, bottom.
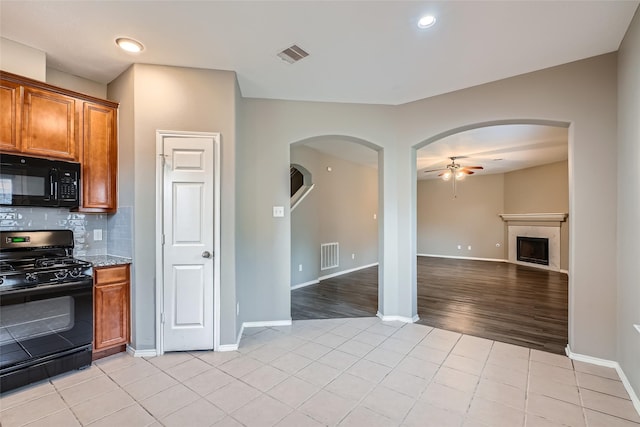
277, 44, 309, 64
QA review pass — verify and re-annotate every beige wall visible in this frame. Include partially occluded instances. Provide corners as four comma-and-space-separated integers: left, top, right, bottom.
617, 7, 640, 400
109, 64, 240, 348
417, 161, 569, 270
0, 37, 45, 81
505, 161, 569, 270
241, 53, 618, 361
504, 161, 569, 213
291, 144, 378, 287
417, 173, 505, 259
47, 67, 107, 99
4, 31, 637, 394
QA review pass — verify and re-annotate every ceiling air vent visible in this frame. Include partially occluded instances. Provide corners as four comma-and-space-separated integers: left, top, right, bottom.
277, 44, 309, 64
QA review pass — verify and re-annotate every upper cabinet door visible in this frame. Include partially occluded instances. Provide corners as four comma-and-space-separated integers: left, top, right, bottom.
81, 102, 117, 212
0, 79, 22, 152
22, 87, 78, 161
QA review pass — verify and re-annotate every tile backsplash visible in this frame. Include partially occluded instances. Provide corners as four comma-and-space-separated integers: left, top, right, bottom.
107, 205, 133, 258
0, 207, 108, 256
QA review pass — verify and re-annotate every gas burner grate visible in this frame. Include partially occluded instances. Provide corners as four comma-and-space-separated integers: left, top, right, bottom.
0, 262, 15, 272
34, 258, 78, 269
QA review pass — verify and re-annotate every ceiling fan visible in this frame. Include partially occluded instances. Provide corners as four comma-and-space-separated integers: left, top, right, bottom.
423, 156, 484, 179
423, 156, 484, 197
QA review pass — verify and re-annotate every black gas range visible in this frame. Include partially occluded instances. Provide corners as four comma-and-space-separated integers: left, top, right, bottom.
0, 230, 94, 393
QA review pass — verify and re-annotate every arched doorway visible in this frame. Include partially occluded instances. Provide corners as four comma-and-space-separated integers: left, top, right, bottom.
289, 135, 382, 320
413, 121, 571, 354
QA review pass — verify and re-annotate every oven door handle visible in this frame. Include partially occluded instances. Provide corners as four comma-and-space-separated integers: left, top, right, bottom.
0, 278, 93, 297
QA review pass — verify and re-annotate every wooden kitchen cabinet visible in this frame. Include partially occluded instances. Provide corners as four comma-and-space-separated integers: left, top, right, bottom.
0, 71, 119, 213
80, 102, 118, 213
93, 264, 130, 360
0, 79, 22, 152
21, 86, 78, 161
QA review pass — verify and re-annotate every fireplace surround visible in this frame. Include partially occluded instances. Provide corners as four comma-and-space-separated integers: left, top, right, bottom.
499, 213, 568, 272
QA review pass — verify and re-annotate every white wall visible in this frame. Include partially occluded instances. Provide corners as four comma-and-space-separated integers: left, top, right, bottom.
617, 7, 640, 400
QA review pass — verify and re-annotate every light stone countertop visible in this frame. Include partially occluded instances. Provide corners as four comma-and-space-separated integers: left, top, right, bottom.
77, 255, 132, 267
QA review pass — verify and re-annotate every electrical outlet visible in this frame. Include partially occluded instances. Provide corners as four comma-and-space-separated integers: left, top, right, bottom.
351, 253, 355, 260
298, 264, 302, 272
373, 213, 377, 220
496, 243, 501, 247
457, 245, 462, 250
467, 245, 472, 250
237, 302, 240, 315
273, 206, 284, 217
93, 229, 103, 241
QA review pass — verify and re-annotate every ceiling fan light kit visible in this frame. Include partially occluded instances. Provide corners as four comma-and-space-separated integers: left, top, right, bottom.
424, 156, 484, 198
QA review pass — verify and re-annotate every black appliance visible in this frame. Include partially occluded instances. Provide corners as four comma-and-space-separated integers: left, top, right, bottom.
0, 153, 80, 208
0, 230, 93, 393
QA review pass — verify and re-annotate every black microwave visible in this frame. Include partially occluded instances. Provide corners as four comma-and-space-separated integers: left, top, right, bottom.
0, 153, 80, 208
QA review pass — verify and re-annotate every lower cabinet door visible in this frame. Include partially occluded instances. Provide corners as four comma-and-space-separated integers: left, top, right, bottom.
94, 265, 130, 352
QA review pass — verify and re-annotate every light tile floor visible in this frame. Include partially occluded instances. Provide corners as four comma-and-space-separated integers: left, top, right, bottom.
1, 317, 639, 427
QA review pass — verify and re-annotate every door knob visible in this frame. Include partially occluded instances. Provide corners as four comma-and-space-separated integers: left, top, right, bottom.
202, 251, 212, 258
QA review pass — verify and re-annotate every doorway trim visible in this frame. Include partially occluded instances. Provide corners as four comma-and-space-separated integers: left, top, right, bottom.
155, 130, 221, 355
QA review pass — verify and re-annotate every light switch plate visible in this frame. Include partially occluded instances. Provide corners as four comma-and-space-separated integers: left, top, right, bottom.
273, 206, 284, 217
93, 229, 103, 241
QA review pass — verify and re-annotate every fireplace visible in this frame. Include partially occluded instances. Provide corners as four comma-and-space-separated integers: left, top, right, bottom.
499, 213, 567, 272
517, 236, 549, 266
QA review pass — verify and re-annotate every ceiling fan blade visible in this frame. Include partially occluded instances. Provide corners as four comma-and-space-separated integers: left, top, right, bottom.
463, 166, 484, 170
423, 168, 447, 173
460, 170, 474, 175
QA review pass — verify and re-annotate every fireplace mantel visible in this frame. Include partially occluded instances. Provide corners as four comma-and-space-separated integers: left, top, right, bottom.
499, 213, 568, 222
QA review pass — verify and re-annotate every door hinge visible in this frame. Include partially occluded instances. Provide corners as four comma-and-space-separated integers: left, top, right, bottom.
161, 234, 165, 245
160, 313, 166, 324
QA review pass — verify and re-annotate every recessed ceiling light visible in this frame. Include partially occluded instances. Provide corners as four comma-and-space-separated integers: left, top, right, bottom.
417, 15, 437, 29
115, 37, 144, 53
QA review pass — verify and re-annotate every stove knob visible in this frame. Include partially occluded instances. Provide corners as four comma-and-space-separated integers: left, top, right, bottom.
26, 273, 38, 282
55, 270, 69, 280
69, 268, 81, 278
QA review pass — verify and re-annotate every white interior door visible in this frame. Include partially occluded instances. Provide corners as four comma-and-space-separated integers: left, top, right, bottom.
160, 133, 217, 352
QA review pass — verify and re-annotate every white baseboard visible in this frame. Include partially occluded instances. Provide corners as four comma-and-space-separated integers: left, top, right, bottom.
126, 345, 158, 358
291, 279, 319, 290
418, 254, 507, 263
243, 319, 293, 328
218, 343, 239, 352
219, 319, 293, 352
291, 263, 378, 290
376, 312, 419, 323
565, 345, 640, 416
218, 324, 244, 352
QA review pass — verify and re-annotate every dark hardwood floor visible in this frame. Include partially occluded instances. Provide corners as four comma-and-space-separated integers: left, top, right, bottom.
291, 267, 378, 320
291, 257, 568, 354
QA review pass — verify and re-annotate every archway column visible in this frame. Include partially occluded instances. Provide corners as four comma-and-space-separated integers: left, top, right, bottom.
378, 144, 418, 322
